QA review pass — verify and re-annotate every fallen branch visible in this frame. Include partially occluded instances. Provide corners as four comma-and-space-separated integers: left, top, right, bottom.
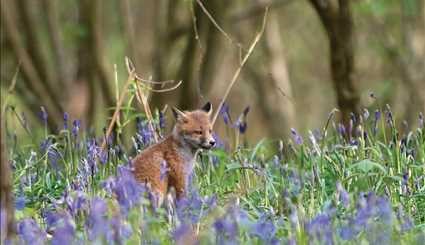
212, 7, 269, 125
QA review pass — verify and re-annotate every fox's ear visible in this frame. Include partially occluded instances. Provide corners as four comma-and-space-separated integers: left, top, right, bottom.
201, 102, 212, 116
172, 107, 188, 122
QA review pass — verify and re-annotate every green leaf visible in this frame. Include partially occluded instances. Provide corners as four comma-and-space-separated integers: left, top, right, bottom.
349, 159, 387, 174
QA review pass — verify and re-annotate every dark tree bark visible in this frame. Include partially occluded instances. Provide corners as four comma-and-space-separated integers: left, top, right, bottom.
309, 0, 360, 127
42, 0, 70, 90
1, 0, 63, 129
399, 0, 425, 124
1, 112, 15, 241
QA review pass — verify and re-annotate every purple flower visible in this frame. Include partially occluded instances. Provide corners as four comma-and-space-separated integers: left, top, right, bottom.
214, 216, 238, 243
72, 120, 81, 137
250, 214, 277, 243
219, 102, 232, 125
337, 123, 346, 137
290, 128, 303, 145
58, 190, 87, 216
373, 110, 381, 135
384, 104, 393, 127
87, 138, 100, 172
159, 111, 166, 129
397, 206, 413, 233
305, 213, 333, 245
99, 149, 108, 164
136, 117, 154, 147
177, 191, 216, 224
105, 165, 145, 215
87, 198, 109, 240
235, 106, 250, 134
419, 112, 424, 129
107, 214, 133, 243
63, 112, 69, 130
15, 195, 26, 210
172, 223, 196, 244
17, 218, 47, 245
38, 106, 48, 125
336, 182, 349, 208
45, 211, 75, 245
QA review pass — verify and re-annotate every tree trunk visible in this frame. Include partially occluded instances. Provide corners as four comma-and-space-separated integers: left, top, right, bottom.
1, 114, 15, 240
262, 11, 296, 136
309, 0, 360, 127
400, 0, 425, 125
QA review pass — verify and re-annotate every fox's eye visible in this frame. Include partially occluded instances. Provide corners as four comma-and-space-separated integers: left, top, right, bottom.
195, 130, 202, 135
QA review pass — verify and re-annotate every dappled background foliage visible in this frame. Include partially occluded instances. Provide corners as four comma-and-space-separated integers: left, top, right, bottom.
1, 0, 424, 140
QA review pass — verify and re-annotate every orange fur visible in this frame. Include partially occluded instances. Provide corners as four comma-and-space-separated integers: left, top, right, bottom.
133, 103, 215, 205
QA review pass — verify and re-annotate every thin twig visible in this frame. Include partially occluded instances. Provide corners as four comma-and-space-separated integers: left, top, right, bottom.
195, 0, 244, 50
138, 80, 183, 92
212, 7, 269, 125
134, 81, 158, 142
1, 64, 20, 118
101, 63, 135, 149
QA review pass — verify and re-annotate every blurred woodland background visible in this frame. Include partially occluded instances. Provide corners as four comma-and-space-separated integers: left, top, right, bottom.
1, 0, 424, 141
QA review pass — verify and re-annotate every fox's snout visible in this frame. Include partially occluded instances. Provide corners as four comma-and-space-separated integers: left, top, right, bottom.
200, 137, 216, 149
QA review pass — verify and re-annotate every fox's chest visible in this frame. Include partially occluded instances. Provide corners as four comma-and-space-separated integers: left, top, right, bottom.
178, 150, 196, 178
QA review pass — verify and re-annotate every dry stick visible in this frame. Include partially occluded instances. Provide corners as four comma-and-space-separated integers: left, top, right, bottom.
101, 71, 135, 150
1, 64, 20, 118
212, 7, 269, 126
195, 0, 244, 50
134, 81, 158, 143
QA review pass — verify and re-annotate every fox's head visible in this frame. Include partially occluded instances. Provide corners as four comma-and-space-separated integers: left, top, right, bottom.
172, 102, 216, 150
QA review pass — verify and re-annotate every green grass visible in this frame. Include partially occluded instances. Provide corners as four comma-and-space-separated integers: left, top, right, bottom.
5, 105, 425, 244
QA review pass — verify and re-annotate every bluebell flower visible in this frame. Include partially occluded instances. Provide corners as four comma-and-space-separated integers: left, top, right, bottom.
384, 104, 393, 127
72, 120, 81, 137
419, 112, 424, 129
107, 214, 133, 243
63, 112, 69, 130
176, 190, 216, 224
234, 106, 250, 134
290, 128, 303, 145
107, 165, 145, 215
397, 206, 413, 233
337, 123, 346, 137
336, 182, 349, 208
214, 216, 238, 244
87, 198, 109, 241
17, 218, 47, 245
250, 214, 277, 244
136, 117, 154, 147
45, 211, 75, 245
172, 223, 196, 245
373, 110, 381, 135
15, 195, 26, 210
305, 213, 333, 245
219, 102, 232, 125
159, 111, 166, 129
38, 106, 48, 125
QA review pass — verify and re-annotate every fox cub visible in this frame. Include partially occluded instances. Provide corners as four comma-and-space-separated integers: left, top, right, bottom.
133, 102, 215, 205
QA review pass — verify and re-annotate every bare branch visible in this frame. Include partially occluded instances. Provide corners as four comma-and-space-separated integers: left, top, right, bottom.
212, 7, 269, 125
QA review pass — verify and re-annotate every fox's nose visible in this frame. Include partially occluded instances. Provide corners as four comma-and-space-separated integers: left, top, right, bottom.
209, 140, 216, 147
